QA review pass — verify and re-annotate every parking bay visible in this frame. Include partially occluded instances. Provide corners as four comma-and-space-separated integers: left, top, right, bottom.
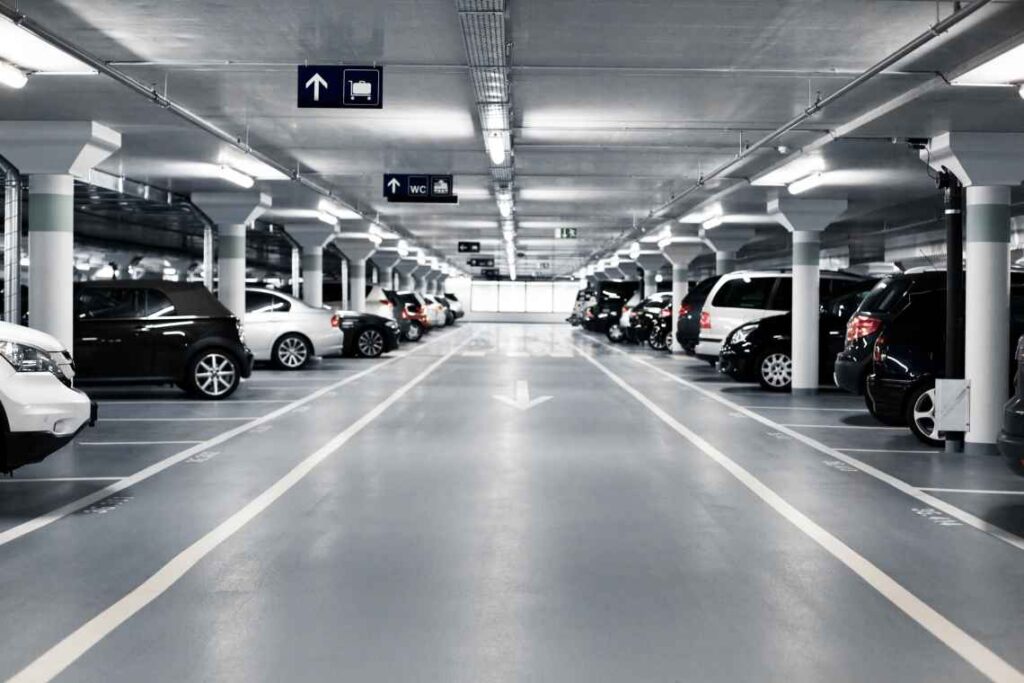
1, 324, 1024, 681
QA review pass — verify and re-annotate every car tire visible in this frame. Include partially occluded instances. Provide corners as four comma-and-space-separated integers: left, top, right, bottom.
356, 328, 386, 358
272, 333, 312, 370
756, 349, 793, 392
405, 322, 424, 342
607, 325, 625, 343
648, 328, 669, 351
906, 382, 944, 447
185, 349, 241, 400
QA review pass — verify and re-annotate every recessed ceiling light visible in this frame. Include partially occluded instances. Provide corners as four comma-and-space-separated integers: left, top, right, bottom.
752, 156, 826, 187
953, 41, 1024, 87
0, 61, 27, 89
0, 16, 95, 74
217, 164, 255, 189
788, 172, 825, 196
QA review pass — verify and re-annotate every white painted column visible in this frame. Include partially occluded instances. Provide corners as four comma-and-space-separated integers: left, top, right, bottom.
715, 250, 737, 275
791, 231, 821, 393
660, 230, 705, 352
965, 185, 1011, 454
290, 247, 301, 298
334, 233, 379, 313
204, 223, 215, 292
217, 223, 247, 320
301, 246, 324, 308
671, 265, 689, 347
27, 174, 74, 349
349, 260, 367, 312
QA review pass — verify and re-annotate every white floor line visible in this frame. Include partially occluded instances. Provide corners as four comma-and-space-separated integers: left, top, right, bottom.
101, 417, 262, 422
920, 487, 1024, 496
77, 440, 204, 446
573, 343, 1024, 683
840, 448, 940, 454
8, 331, 477, 683
781, 423, 907, 431
580, 334, 1024, 553
0, 477, 124, 484
0, 328, 465, 551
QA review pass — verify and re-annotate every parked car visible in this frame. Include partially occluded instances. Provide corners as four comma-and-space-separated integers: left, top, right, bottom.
74, 281, 253, 399
607, 292, 642, 342
444, 293, 465, 319
583, 283, 638, 334
337, 312, 401, 358
718, 284, 875, 391
999, 335, 1024, 473
694, 270, 868, 365
568, 288, 594, 326
365, 285, 396, 321
0, 321, 96, 472
676, 276, 720, 354
612, 292, 672, 345
422, 295, 448, 328
245, 288, 344, 370
866, 284, 1024, 446
428, 294, 455, 326
394, 291, 430, 341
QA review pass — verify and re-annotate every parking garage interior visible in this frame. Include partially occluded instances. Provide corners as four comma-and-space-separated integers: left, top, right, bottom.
3, 1, 1024, 681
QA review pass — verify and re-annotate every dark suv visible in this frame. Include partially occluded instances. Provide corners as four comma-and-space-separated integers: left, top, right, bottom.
74, 281, 253, 399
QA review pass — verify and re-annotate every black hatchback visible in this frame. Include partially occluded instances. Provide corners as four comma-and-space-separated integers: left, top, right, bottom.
74, 281, 253, 399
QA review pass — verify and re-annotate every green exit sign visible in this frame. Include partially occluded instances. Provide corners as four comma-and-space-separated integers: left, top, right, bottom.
557, 227, 578, 239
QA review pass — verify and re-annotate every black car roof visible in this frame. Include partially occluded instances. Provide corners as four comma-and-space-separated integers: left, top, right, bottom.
76, 280, 233, 317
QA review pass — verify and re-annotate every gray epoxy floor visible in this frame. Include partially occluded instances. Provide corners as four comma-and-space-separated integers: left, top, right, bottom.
2, 323, 1024, 682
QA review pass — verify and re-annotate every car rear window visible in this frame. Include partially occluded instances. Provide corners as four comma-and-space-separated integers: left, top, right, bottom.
859, 277, 913, 314
711, 277, 776, 309
76, 287, 177, 319
684, 276, 720, 305
445, 293, 459, 301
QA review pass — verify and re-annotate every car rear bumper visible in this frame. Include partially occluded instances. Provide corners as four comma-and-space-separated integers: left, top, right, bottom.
865, 375, 911, 423
834, 353, 869, 394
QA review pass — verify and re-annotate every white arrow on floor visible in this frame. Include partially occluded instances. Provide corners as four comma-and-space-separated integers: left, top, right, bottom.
493, 380, 552, 411
305, 72, 328, 101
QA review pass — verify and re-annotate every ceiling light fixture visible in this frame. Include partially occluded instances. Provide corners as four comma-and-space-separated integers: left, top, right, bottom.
316, 210, 339, 226
0, 16, 95, 74
217, 164, 255, 189
788, 172, 825, 195
485, 132, 508, 165
0, 61, 27, 89
318, 199, 360, 220
702, 215, 725, 230
953, 41, 1024, 87
752, 156, 826, 187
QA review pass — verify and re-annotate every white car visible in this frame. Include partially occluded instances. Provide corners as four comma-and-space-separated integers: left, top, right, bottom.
0, 321, 94, 472
423, 295, 447, 328
443, 293, 465, 319
244, 288, 345, 370
365, 285, 397, 321
694, 270, 868, 363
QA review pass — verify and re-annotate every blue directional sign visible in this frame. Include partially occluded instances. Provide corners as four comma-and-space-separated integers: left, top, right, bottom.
297, 65, 383, 109
383, 173, 458, 204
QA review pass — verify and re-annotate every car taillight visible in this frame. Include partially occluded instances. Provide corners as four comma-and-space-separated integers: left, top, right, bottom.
873, 334, 886, 363
847, 315, 882, 343
659, 307, 672, 318
699, 311, 711, 330
679, 303, 693, 317
585, 309, 594, 319
381, 299, 392, 307
331, 314, 341, 328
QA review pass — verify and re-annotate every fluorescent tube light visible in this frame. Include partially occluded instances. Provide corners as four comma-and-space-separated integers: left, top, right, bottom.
702, 215, 724, 230
485, 132, 507, 165
317, 199, 360, 220
0, 61, 27, 89
753, 156, 826, 187
953, 41, 1024, 87
788, 172, 825, 195
0, 17, 95, 74
316, 211, 338, 226
217, 164, 255, 189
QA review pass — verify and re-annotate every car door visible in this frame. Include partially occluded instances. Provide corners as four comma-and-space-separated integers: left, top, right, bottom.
244, 291, 291, 359
138, 288, 193, 378
74, 287, 153, 379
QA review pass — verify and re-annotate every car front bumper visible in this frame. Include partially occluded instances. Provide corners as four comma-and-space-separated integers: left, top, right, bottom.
0, 371, 95, 471
718, 347, 756, 381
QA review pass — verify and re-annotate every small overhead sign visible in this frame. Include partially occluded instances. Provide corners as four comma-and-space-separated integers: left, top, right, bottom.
458, 241, 481, 253
297, 65, 383, 109
468, 257, 495, 268
383, 173, 458, 204
556, 227, 578, 239
481, 268, 500, 278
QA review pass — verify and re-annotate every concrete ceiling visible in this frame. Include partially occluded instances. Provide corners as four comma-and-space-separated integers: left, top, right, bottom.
1, 0, 1024, 278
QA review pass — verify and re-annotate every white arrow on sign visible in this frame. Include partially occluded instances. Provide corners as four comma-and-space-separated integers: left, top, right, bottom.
387, 177, 401, 194
493, 380, 552, 411
305, 73, 328, 101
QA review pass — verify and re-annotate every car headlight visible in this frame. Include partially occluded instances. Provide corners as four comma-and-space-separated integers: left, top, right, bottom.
0, 340, 61, 375
729, 323, 758, 345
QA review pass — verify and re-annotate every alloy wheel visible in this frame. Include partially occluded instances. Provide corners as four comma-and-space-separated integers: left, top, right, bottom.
358, 329, 385, 357
760, 352, 792, 389
277, 336, 308, 368
406, 324, 422, 341
194, 353, 237, 398
912, 388, 941, 442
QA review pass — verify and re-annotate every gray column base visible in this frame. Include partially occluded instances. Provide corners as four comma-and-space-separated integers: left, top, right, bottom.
964, 442, 1000, 457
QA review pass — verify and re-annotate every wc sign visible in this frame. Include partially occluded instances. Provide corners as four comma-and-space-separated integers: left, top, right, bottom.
383, 173, 458, 204
297, 65, 383, 109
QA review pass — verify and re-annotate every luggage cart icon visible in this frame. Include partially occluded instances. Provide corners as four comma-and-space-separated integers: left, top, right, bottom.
432, 178, 450, 195
348, 80, 373, 99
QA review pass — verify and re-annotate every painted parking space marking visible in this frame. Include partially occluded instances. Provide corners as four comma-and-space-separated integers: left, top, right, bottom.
0, 328, 464, 551
840, 448, 940, 454
920, 487, 1024, 496
580, 334, 1024, 553
7, 331, 478, 683
574, 343, 1024, 683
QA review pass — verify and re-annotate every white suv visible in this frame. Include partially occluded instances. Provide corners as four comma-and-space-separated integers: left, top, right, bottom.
0, 321, 95, 472
694, 270, 867, 363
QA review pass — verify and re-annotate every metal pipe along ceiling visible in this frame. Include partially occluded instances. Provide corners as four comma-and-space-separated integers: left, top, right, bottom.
0, 4, 422, 249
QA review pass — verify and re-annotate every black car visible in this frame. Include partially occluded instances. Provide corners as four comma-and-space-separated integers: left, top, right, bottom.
719, 285, 874, 391
610, 293, 672, 346
582, 282, 638, 334
676, 276, 720, 353
74, 281, 253, 400
338, 312, 401, 358
867, 285, 1024, 446
999, 336, 1024, 473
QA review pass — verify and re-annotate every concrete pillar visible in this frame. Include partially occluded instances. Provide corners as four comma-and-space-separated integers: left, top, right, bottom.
395, 257, 418, 291
0, 122, 121, 349
702, 225, 756, 276
192, 192, 271, 321
923, 132, 1024, 453
634, 251, 666, 298
287, 224, 336, 309
603, 256, 637, 281
769, 196, 847, 393
333, 232, 379, 313
411, 265, 430, 293
660, 227, 705, 352
203, 223, 215, 292
370, 239, 403, 292
290, 247, 301, 298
